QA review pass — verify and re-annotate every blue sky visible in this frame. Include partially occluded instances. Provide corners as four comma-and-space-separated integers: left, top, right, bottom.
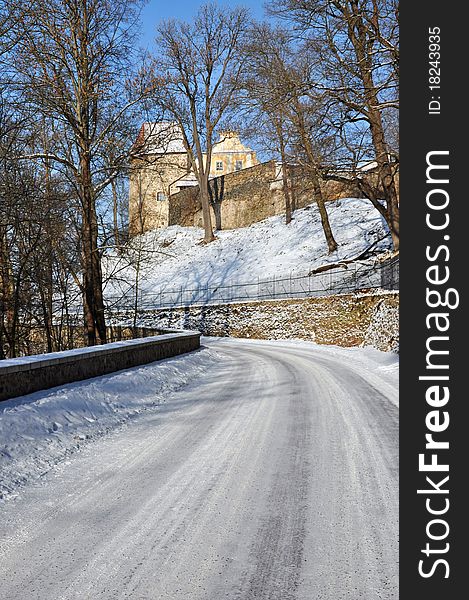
138, 0, 267, 49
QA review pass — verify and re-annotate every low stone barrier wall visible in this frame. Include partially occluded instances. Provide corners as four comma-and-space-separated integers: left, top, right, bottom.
0, 330, 201, 402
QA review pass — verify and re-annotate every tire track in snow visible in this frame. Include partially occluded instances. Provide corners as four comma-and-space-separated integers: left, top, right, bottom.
0, 339, 398, 600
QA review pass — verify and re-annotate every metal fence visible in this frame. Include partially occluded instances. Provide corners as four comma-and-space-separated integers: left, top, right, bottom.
379, 254, 399, 290
107, 256, 399, 313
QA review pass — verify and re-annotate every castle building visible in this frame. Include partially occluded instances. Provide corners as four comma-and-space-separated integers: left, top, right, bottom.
129, 123, 258, 235
206, 130, 258, 178
129, 123, 191, 234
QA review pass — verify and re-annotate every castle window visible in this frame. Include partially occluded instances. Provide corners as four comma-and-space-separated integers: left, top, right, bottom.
216, 161, 224, 171
157, 192, 167, 201
235, 160, 243, 171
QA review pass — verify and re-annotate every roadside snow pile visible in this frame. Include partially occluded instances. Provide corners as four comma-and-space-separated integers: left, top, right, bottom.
315, 342, 399, 407
104, 198, 391, 298
0, 345, 221, 501
308, 341, 399, 396
301, 339, 399, 408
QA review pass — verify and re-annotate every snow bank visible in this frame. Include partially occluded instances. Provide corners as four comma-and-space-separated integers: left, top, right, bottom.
104, 198, 391, 299
0, 346, 220, 501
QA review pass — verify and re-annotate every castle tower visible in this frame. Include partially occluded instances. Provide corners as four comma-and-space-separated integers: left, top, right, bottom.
128, 122, 190, 235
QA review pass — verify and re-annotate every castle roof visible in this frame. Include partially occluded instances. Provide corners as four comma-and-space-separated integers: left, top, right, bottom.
135, 122, 186, 155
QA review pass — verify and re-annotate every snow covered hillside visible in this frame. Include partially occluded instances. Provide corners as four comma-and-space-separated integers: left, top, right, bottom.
103, 198, 392, 300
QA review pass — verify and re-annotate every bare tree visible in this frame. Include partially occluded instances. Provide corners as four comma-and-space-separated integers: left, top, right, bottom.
269, 0, 399, 250
0, 0, 23, 60
12, 0, 152, 345
242, 24, 338, 251
0, 103, 82, 358
152, 2, 250, 243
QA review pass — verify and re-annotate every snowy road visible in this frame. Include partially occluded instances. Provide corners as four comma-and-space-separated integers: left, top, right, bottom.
0, 338, 398, 599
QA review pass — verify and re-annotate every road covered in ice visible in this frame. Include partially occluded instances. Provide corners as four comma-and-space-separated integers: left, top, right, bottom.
0, 338, 398, 599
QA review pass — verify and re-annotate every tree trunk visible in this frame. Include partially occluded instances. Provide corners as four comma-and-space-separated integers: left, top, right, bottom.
111, 177, 120, 247
199, 177, 215, 242
0, 230, 15, 357
368, 108, 400, 249
282, 163, 292, 225
293, 101, 338, 253
347, 2, 400, 250
277, 127, 292, 224
310, 169, 338, 253
80, 153, 107, 346
0, 229, 12, 359
43, 153, 54, 352
133, 243, 141, 329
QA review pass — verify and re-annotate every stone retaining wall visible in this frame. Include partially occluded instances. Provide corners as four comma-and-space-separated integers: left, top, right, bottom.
0, 330, 201, 402
121, 293, 399, 352
167, 161, 362, 230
